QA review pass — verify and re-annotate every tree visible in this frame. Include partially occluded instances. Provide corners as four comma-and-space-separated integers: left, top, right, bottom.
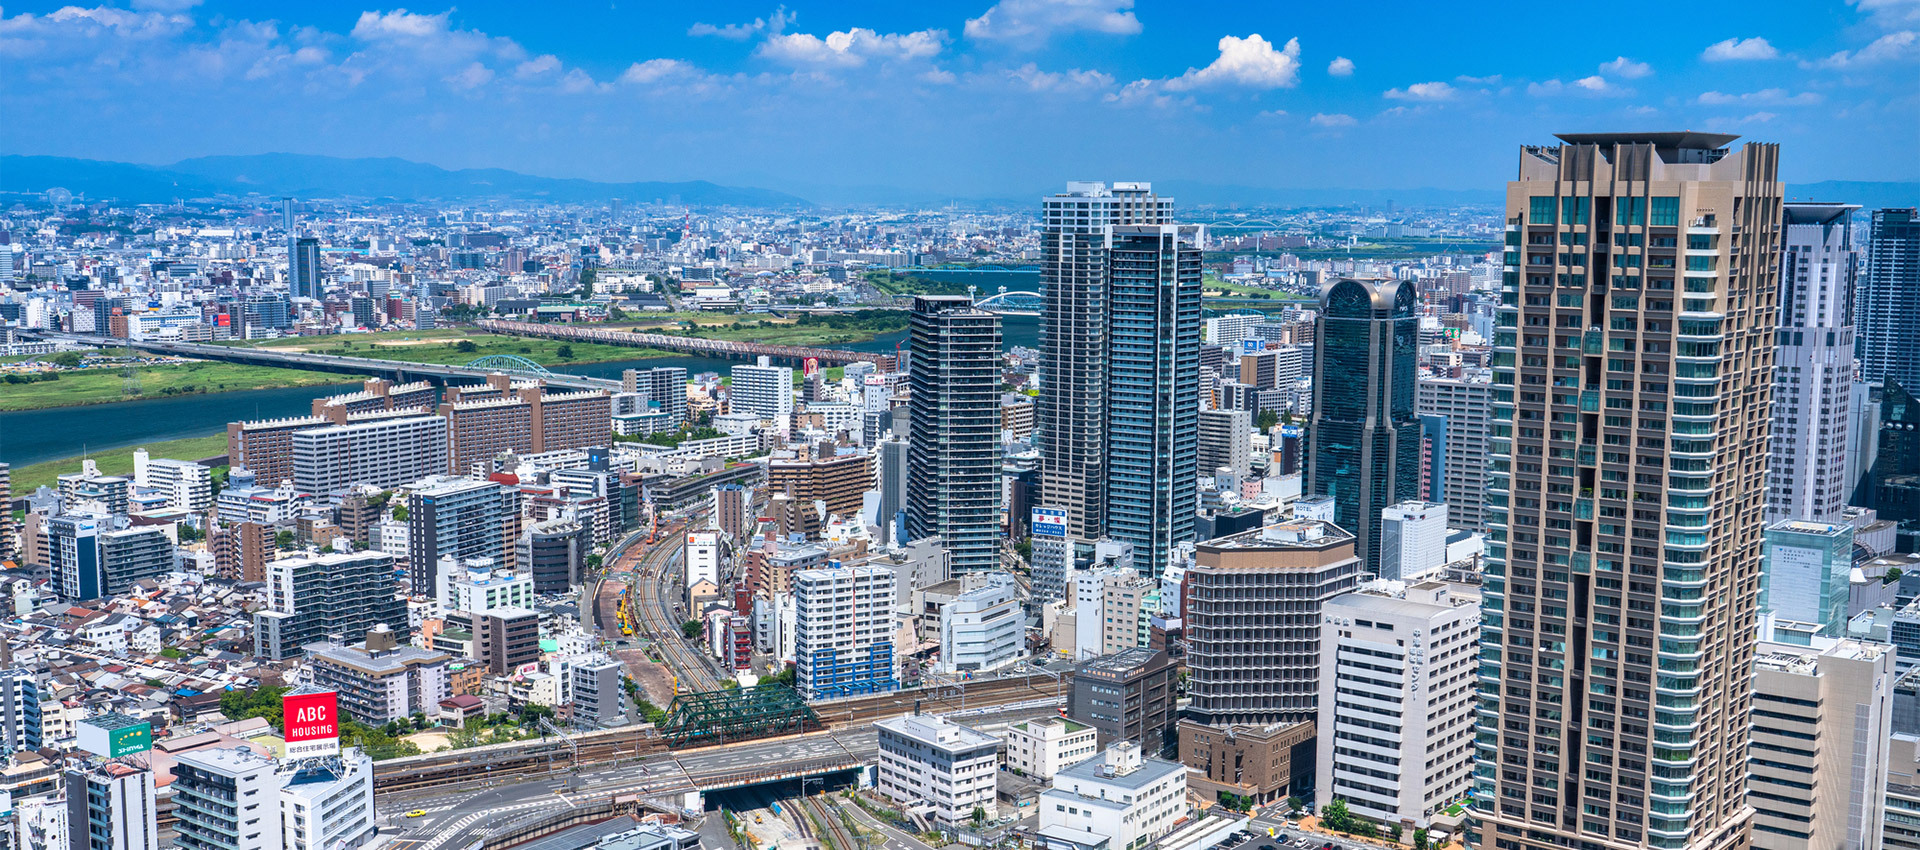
274, 530, 296, 550
1414, 828, 1430, 850
456, 339, 478, 353
1886, 567, 1905, 585
1286, 796, 1304, 814
1388, 823, 1402, 843
220, 685, 288, 727
390, 503, 409, 522
682, 620, 702, 639
1322, 799, 1352, 833
556, 344, 575, 360
1014, 538, 1032, 560
1256, 409, 1280, 434
970, 806, 986, 826
175, 524, 203, 543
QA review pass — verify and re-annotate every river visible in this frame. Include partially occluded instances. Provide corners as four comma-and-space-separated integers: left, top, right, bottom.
0, 315, 1041, 469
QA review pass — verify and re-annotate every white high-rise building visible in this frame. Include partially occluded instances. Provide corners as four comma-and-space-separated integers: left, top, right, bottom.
278, 748, 375, 850
173, 746, 284, 850
1038, 742, 1187, 850
1378, 501, 1448, 581
793, 563, 897, 700
291, 414, 449, 494
1748, 638, 1893, 850
730, 357, 794, 432
685, 532, 720, 589
1315, 578, 1480, 831
64, 760, 159, 850
1768, 203, 1860, 524
132, 450, 213, 513
1205, 313, 1264, 348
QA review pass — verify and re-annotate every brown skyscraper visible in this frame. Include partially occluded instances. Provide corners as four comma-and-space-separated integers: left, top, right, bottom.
1472, 133, 1780, 850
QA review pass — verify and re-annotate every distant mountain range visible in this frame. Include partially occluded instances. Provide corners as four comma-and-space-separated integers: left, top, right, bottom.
2, 153, 1913, 211
0, 153, 810, 207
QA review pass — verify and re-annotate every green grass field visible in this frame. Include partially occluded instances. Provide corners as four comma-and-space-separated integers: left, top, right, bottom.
9, 432, 230, 493
0, 361, 349, 413
233, 329, 673, 366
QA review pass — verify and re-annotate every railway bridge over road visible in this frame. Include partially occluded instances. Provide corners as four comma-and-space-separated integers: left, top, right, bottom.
474, 319, 882, 367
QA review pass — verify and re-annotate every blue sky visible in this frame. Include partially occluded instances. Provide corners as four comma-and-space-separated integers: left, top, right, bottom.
2, 0, 1915, 198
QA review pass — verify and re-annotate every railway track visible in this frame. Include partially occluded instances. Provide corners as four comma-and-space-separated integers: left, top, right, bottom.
804, 795, 860, 850
629, 531, 727, 694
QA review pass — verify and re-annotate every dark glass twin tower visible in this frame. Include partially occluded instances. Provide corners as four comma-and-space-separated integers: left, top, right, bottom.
1306, 278, 1422, 576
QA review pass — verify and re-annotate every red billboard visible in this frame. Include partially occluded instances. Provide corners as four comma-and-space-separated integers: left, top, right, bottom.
283, 691, 341, 758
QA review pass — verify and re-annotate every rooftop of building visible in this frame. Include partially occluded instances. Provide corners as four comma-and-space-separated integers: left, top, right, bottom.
1198, 519, 1352, 551
876, 713, 1001, 751
1755, 637, 1892, 675
1075, 647, 1168, 681
307, 640, 450, 675
1051, 742, 1181, 791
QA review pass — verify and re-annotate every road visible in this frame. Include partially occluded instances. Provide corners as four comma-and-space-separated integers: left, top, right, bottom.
1243, 810, 1417, 850
379, 728, 880, 850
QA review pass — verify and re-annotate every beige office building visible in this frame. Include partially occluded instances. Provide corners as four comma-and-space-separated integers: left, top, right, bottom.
1474, 133, 1782, 850
1748, 638, 1893, 850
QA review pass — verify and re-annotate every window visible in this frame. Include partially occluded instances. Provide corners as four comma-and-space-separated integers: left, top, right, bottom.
1650, 197, 1679, 227
1531, 197, 1557, 224
1616, 197, 1645, 226
1561, 197, 1589, 225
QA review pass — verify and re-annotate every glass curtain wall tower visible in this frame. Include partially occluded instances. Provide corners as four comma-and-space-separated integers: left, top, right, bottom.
1471, 132, 1780, 850
1104, 225, 1203, 576
1307, 277, 1421, 576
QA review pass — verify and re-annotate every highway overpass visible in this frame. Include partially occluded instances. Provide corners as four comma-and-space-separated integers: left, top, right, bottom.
30, 331, 616, 391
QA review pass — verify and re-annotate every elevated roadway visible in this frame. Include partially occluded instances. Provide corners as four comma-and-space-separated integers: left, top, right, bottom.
476, 319, 881, 367
28, 331, 616, 390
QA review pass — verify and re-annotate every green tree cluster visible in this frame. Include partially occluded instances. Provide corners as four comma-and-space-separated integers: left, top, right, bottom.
219, 685, 289, 727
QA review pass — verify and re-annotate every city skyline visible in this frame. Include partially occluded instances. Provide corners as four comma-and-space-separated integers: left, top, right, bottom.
1, 1, 1916, 201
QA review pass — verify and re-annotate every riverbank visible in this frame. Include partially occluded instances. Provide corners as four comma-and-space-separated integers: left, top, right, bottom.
0, 361, 351, 413
8, 432, 229, 493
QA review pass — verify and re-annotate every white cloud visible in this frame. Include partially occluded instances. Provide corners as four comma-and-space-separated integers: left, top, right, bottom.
559, 68, 607, 94
1851, 0, 1920, 28
1696, 88, 1823, 105
351, 9, 452, 41
620, 58, 698, 84
1599, 56, 1652, 78
1163, 34, 1301, 91
1326, 56, 1354, 76
1702, 36, 1779, 61
757, 27, 946, 68
1006, 62, 1114, 92
130, 0, 203, 10
445, 61, 493, 90
1527, 76, 1627, 97
1309, 112, 1355, 127
965, 0, 1141, 45
1740, 111, 1778, 122
1383, 80, 1453, 100
1811, 30, 1918, 67
689, 7, 791, 41
515, 54, 561, 78
1455, 74, 1502, 85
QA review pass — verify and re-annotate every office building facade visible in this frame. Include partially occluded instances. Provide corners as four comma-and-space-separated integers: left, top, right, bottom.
1861, 208, 1920, 390
291, 414, 450, 494
1769, 202, 1860, 524
1760, 518, 1855, 637
1185, 520, 1362, 727
730, 358, 794, 427
65, 761, 158, 850
905, 296, 1003, 574
1748, 638, 1894, 850
1315, 579, 1480, 830
1379, 500, 1449, 581
1474, 132, 1781, 850
1308, 277, 1421, 575
1417, 375, 1494, 531
875, 714, 1001, 826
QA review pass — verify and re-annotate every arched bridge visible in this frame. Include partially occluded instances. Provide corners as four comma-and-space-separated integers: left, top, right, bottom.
466, 354, 554, 377
476, 319, 881, 367
973, 290, 1042, 315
